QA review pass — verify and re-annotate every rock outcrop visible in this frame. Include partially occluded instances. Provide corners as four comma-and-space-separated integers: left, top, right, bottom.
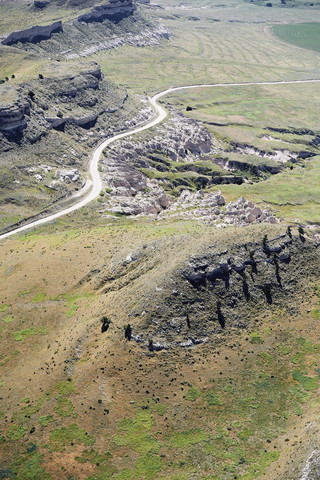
99, 111, 223, 216
126, 231, 319, 350
0, 99, 30, 137
1, 5, 169, 60
158, 192, 278, 225
1, 21, 63, 46
78, 0, 136, 23
0, 62, 125, 144
34, 0, 50, 8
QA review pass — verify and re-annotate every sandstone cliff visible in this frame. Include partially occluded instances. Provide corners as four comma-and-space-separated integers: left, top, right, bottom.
1, 1, 168, 59
1, 21, 63, 46
0, 62, 122, 142
78, 0, 136, 23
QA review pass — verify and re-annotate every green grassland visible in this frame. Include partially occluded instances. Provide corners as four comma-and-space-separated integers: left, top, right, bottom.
0, 223, 320, 479
96, 1, 320, 94
273, 23, 320, 53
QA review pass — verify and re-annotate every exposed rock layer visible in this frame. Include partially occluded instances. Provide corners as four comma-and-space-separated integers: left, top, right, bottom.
134, 232, 319, 350
78, 0, 136, 23
0, 62, 124, 142
1, 21, 62, 46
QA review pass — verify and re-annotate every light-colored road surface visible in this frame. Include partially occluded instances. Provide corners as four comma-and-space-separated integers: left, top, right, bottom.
1, 78, 320, 241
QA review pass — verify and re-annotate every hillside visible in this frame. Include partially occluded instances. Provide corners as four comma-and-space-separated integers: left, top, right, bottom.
0, 222, 320, 480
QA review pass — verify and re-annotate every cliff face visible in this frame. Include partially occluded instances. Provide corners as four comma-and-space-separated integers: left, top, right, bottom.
0, 99, 30, 136
1, 21, 62, 46
1, 0, 135, 46
0, 62, 120, 142
139, 232, 319, 350
78, 0, 136, 23
88, 229, 319, 351
1, 2, 168, 59
0, 61, 134, 224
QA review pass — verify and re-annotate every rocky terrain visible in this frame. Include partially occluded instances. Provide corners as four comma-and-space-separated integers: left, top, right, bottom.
86, 228, 319, 352
77, 0, 136, 23
1, 21, 63, 46
0, 62, 114, 144
0, 61, 152, 228
96, 109, 314, 220
158, 191, 278, 224
0, 0, 169, 59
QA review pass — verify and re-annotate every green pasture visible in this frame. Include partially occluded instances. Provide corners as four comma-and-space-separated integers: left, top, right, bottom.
96, 1, 320, 94
273, 23, 320, 53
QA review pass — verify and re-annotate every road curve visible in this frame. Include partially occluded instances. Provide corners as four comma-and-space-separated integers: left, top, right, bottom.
1, 78, 320, 241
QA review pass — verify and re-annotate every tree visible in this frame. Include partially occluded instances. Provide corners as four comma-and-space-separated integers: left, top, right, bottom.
124, 324, 132, 341
101, 316, 110, 333
286, 226, 292, 239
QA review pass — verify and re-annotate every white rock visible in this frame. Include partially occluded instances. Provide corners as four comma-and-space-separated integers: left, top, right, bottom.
217, 195, 225, 206
266, 216, 277, 224
245, 213, 256, 223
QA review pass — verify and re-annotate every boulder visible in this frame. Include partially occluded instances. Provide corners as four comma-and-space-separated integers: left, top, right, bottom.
245, 213, 256, 223
249, 206, 262, 218
34, 0, 50, 8
216, 195, 225, 206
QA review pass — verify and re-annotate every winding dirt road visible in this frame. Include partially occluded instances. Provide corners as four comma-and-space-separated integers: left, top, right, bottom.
1, 78, 320, 241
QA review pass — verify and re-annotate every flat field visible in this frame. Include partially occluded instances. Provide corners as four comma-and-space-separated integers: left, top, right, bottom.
273, 22, 320, 53
96, 0, 320, 94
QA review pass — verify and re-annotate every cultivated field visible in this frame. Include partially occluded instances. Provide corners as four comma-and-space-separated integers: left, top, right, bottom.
273, 22, 320, 53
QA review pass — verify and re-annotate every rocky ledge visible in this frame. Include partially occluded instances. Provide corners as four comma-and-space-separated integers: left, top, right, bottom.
0, 97, 30, 135
0, 62, 125, 144
127, 230, 319, 350
158, 191, 278, 225
78, 0, 136, 23
1, 21, 62, 46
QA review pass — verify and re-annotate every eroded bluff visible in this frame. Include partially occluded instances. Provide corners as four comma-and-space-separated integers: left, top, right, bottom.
91, 229, 319, 350
0, 62, 125, 147
1, 0, 169, 59
0, 61, 136, 225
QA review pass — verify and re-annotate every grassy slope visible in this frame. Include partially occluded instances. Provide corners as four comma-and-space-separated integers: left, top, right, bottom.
0, 221, 319, 480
